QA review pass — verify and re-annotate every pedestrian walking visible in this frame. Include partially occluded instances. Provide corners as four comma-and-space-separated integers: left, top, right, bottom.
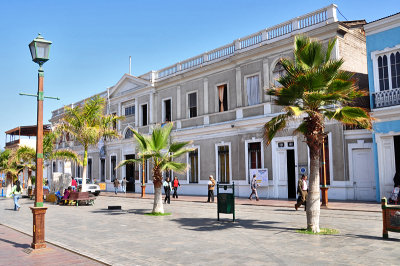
121, 177, 128, 193
172, 176, 180, 198
249, 174, 259, 201
207, 175, 215, 203
163, 177, 172, 204
71, 177, 77, 191
113, 178, 120, 195
295, 174, 308, 211
11, 180, 23, 211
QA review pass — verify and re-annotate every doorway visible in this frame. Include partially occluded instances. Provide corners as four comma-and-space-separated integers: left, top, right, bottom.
287, 149, 296, 198
352, 148, 375, 201
125, 154, 135, 192
394, 136, 400, 174
274, 140, 297, 199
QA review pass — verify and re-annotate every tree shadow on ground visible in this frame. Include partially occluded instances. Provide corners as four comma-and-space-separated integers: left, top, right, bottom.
0, 237, 30, 249
90, 208, 149, 216
343, 233, 400, 242
274, 208, 305, 212
170, 217, 296, 232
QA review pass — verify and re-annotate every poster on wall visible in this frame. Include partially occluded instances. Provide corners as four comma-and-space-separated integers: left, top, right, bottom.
250, 169, 269, 186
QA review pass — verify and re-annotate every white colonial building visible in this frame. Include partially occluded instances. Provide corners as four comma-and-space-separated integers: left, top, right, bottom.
49, 5, 375, 200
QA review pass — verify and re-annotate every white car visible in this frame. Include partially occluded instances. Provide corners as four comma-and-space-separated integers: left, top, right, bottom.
75, 178, 101, 196
84, 184, 101, 196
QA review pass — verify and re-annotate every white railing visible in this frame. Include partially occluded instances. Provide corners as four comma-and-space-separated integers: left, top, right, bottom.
181, 55, 204, 70
373, 88, 400, 108
150, 4, 337, 81
298, 9, 328, 29
240, 32, 263, 49
266, 21, 293, 40
157, 65, 178, 79
207, 43, 235, 61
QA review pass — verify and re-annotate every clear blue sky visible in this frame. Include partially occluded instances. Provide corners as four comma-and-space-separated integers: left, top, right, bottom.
0, 0, 398, 148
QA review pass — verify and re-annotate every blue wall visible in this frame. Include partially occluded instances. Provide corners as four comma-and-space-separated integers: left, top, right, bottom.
366, 25, 400, 202
373, 120, 400, 133
367, 26, 400, 106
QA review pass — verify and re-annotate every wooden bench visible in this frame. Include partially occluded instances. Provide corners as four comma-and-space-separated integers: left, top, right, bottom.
381, 197, 400, 238
30, 188, 50, 200
68, 192, 96, 206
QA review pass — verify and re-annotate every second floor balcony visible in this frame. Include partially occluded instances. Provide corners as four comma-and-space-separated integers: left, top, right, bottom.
372, 88, 400, 109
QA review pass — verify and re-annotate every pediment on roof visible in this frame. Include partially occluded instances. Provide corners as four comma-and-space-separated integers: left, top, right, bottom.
109, 74, 151, 98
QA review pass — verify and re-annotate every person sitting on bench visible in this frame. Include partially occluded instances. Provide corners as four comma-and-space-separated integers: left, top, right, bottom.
55, 190, 63, 204
62, 187, 72, 205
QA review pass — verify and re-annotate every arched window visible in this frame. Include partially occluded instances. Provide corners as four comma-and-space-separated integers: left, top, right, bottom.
390, 52, 400, 89
272, 61, 286, 87
378, 55, 389, 91
125, 128, 134, 139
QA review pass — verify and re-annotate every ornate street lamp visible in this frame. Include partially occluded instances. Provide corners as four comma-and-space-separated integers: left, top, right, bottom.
29, 33, 52, 249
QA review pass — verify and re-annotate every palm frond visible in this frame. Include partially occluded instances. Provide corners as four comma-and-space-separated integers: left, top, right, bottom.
51, 150, 82, 165
263, 113, 290, 145
160, 161, 188, 173
324, 106, 372, 129
116, 159, 141, 169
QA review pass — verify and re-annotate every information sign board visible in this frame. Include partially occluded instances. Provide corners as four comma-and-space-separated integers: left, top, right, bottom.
249, 169, 268, 186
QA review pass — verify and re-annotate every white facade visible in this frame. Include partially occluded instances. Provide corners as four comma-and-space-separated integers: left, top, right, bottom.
49, 5, 373, 200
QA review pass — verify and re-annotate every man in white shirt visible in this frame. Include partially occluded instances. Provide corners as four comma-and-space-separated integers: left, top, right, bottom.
295, 175, 308, 211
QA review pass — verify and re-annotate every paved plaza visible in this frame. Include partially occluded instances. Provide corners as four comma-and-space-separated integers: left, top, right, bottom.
0, 195, 399, 265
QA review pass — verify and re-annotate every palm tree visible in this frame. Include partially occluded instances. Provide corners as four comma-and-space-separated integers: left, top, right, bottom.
263, 35, 372, 233
16, 132, 82, 188
117, 123, 192, 214
55, 95, 122, 191
0, 149, 24, 196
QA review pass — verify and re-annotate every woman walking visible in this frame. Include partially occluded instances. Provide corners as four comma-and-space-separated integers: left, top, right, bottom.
163, 177, 172, 204
12, 180, 23, 211
172, 176, 180, 198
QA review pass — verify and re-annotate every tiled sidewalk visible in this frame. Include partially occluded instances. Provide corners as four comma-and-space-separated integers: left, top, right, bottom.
102, 191, 382, 212
0, 225, 104, 265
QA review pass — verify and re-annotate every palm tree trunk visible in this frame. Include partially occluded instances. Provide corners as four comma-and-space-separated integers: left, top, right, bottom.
307, 146, 321, 233
6, 172, 13, 197
152, 167, 164, 214
81, 148, 88, 192
27, 169, 32, 188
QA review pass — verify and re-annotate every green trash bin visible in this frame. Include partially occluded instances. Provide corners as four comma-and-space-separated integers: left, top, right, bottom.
217, 182, 235, 222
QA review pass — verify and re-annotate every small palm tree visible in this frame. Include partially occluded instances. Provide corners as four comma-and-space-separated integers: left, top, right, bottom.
55, 96, 122, 191
16, 132, 82, 188
0, 149, 24, 196
117, 123, 192, 214
264, 35, 372, 233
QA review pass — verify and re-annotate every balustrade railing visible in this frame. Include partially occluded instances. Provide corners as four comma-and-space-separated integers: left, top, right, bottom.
208, 43, 235, 61
373, 88, 400, 108
181, 55, 204, 70
240, 32, 263, 49
298, 9, 328, 29
150, 5, 337, 82
267, 22, 293, 40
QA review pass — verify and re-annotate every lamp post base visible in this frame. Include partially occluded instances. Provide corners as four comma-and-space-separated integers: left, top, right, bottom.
30, 207, 48, 249
320, 187, 329, 208
141, 185, 146, 198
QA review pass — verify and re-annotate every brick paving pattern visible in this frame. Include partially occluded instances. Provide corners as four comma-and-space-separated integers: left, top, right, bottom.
0, 225, 104, 265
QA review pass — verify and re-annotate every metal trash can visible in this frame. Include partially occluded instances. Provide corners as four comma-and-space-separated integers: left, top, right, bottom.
217, 182, 235, 222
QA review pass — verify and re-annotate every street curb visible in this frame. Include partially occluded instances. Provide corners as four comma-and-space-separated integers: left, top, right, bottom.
0, 223, 111, 266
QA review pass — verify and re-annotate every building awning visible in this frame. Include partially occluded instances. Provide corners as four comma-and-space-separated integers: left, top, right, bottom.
5, 125, 52, 136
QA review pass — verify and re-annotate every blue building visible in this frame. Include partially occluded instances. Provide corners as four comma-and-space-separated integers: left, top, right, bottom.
365, 13, 400, 201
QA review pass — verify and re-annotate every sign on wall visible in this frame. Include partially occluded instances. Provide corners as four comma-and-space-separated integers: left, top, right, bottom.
250, 169, 269, 186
